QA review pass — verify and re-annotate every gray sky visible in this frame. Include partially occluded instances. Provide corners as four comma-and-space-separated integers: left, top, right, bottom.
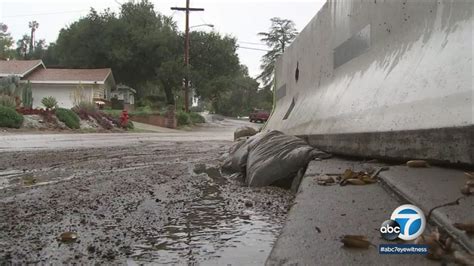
0, 0, 325, 79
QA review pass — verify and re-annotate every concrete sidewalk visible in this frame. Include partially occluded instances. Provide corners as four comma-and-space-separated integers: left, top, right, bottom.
267, 158, 473, 265
130, 121, 181, 133
379, 166, 474, 253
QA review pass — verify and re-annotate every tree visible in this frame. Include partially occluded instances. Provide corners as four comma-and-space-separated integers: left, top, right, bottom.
188, 31, 241, 112
156, 59, 184, 105
28, 21, 39, 54
0, 23, 14, 60
45, 1, 256, 115
258, 17, 298, 89
52, 2, 181, 103
16, 35, 30, 59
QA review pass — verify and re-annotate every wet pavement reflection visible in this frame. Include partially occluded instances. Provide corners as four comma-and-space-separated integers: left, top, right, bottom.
128, 166, 284, 265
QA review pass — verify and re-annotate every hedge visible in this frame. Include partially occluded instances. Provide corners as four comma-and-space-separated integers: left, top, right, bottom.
176, 111, 191, 126
55, 108, 80, 129
0, 105, 23, 128
189, 112, 205, 124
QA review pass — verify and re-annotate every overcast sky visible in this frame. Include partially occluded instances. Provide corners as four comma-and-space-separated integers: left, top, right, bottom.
0, 0, 325, 79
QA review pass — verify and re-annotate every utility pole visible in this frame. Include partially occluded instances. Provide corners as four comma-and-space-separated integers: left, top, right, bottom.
171, 0, 204, 113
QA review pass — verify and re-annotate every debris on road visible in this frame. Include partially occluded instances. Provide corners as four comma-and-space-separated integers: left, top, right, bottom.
340, 235, 372, 249
460, 174, 474, 195
339, 169, 378, 186
316, 175, 335, 186
406, 160, 430, 168
22, 175, 37, 186
58, 232, 78, 243
415, 228, 452, 260
0, 135, 293, 264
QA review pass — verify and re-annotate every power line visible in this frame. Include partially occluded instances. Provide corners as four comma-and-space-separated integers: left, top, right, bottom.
3, 9, 89, 18
238, 41, 267, 46
237, 45, 270, 52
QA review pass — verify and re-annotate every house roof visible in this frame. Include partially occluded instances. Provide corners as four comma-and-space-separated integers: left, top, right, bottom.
0, 60, 45, 77
25, 68, 113, 84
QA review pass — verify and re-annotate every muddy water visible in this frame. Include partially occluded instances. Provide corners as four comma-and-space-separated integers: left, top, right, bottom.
0, 142, 293, 265
128, 166, 285, 265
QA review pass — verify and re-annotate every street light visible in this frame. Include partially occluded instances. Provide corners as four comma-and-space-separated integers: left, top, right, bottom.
190, 24, 214, 29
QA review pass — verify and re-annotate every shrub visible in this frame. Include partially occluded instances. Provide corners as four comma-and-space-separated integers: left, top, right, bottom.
0, 95, 16, 109
55, 108, 80, 129
189, 112, 205, 124
176, 110, 191, 126
0, 105, 23, 128
131, 105, 156, 116
126, 121, 134, 130
91, 113, 114, 130
72, 101, 97, 120
41, 96, 58, 109
101, 109, 122, 118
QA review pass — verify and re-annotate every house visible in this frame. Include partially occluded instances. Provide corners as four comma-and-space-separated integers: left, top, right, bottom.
0, 59, 116, 109
110, 84, 136, 110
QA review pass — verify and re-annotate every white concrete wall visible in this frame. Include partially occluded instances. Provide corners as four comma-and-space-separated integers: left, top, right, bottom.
266, 0, 473, 163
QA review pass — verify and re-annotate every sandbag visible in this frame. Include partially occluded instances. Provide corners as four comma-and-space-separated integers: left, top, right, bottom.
246, 130, 320, 187
234, 126, 258, 140
222, 134, 259, 173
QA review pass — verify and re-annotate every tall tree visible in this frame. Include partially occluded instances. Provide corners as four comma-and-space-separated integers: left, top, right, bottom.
0, 23, 14, 60
258, 17, 298, 89
28, 21, 39, 54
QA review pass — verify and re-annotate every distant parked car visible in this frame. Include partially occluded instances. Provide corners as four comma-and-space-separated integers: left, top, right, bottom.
249, 110, 270, 123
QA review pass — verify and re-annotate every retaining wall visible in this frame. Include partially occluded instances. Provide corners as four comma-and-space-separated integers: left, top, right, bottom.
265, 0, 473, 164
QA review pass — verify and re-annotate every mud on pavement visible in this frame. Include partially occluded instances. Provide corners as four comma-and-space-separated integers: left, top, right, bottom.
0, 140, 293, 265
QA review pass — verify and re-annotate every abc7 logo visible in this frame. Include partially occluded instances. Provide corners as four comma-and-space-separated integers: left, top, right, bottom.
380, 204, 426, 241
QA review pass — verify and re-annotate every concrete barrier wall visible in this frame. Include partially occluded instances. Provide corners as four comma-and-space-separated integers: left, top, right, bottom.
265, 0, 473, 164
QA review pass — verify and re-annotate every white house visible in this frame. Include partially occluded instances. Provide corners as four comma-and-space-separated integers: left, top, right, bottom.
0, 60, 117, 109
110, 84, 136, 110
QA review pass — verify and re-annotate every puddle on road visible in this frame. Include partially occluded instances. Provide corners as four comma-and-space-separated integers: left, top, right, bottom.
128, 165, 284, 265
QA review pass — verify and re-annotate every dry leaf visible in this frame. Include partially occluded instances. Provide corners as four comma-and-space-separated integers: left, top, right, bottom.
454, 251, 474, 265
415, 234, 444, 260
406, 160, 430, 168
465, 172, 474, 179
453, 222, 474, 233
340, 235, 372, 249
341, 169, 357, 180
444, 237, 453, 251
58, 232, 78, 243
316, 175, 335, 186
360, 175, 377, 184
346, 179, 366, 185
460, 185, 473, 196
466, 180, 474, 187
415, 228, 456, 261
22, 175, 37, 186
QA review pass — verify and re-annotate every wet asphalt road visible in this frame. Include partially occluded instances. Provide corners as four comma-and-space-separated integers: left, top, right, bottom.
0, 118, 292, 265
